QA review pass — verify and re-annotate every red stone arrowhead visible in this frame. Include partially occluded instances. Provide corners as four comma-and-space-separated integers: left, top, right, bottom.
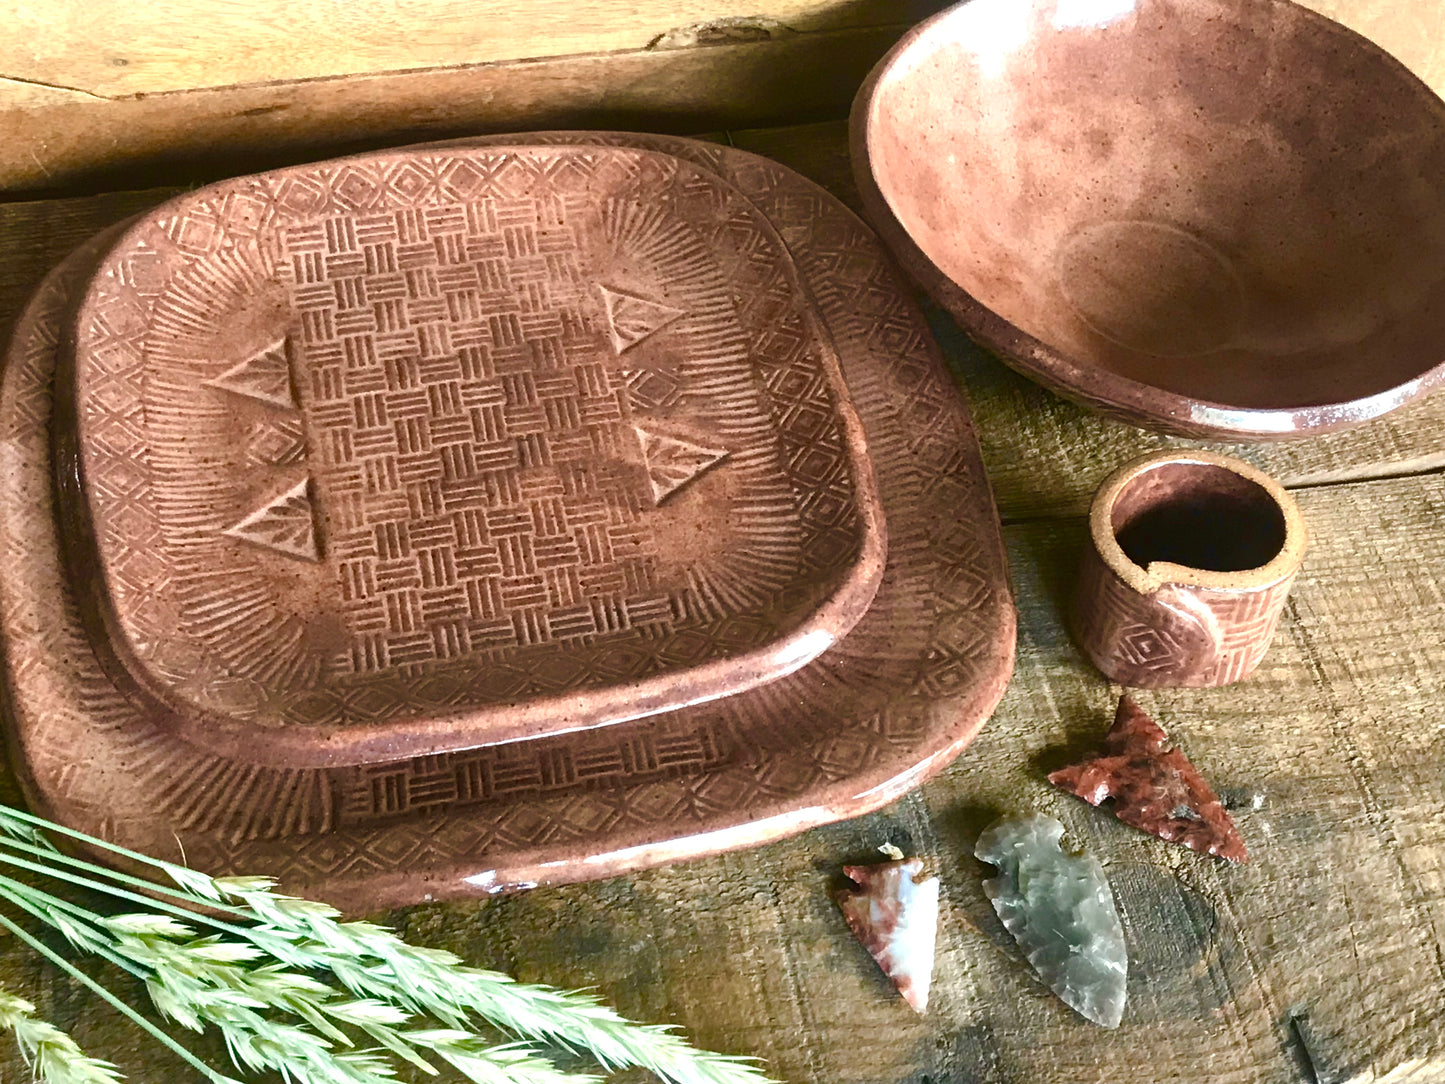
1050, 695, 1248, 862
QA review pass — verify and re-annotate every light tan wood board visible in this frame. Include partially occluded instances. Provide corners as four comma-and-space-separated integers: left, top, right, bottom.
2, 1, 938, 96
2, 0, 1441, 197
0, 3, 945, 193
2, 0, 1436, 101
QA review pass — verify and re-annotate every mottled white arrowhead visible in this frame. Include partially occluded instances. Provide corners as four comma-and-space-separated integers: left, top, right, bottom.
223, 479, 320, 562
975, 813, 1128, 1028
599, 285, 684, 353
204, 338, 298, 409
632, 425, 729, 504
835, 847, 940, 1013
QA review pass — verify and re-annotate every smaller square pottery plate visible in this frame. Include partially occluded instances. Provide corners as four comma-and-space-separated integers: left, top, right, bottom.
2, 134, 1014, 910
55, 143, 886, 766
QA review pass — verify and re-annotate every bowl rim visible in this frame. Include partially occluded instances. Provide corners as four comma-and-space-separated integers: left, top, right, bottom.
849, 0, 1445, 440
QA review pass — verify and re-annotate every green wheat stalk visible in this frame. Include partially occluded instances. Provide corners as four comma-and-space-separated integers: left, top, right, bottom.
0, 804, 776, 1084
0, 986, 124, 1084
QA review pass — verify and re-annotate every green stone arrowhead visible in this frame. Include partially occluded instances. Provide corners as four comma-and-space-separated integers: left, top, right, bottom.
975, 813, 1128, 1027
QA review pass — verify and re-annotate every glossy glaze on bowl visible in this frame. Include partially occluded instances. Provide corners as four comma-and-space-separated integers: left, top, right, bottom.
852, 0, 1445, 438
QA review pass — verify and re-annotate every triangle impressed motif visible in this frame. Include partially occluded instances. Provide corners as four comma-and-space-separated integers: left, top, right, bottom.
223, 480, 321, 562
599, 286, 685, 354
633, 425, 729, 505
204, 338, 298, 409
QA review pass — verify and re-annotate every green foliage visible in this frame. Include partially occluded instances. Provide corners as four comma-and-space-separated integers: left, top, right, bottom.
0, 805, 776, 1084
0, 988, 124, 1084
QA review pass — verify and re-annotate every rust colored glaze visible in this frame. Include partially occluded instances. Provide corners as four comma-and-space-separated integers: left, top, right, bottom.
851, 0, 1445, 439
1050, 694, 1248, 861
56, 143, 889, 768
1071, 450, 1306, 687
0, 134, 1016, 912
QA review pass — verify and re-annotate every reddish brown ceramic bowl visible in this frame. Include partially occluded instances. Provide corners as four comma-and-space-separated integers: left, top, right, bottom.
852, 0, 1445, 439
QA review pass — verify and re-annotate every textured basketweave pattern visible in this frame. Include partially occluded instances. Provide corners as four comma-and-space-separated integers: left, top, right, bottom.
0, 137, 1014, 908
68, 147, 874, 739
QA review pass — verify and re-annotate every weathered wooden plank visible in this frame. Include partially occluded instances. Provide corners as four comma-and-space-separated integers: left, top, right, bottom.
0, 18, 937, 194
4, 0, 1441, 196
958, 475, 1445, 1084
419, 475, 1445, 1084
1, 1, 943, 98
4, 476, 1437, 1084
4, 0, 1436, 104
0, 117, 1440, 1084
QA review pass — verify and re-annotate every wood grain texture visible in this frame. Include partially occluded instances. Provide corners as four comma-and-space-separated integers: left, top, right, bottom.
2, 0, 1433, 101
392, 476, 1445, 1084
0, 122, 1442, 1084
4, 0, 1437, 197
0, 25, 917, 194
1, 1, 944, 96
0, 476, 1438, 1084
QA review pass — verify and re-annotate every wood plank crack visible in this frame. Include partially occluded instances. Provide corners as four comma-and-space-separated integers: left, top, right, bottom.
648, 17, 798, 49
0, 73, 111, 100
762, 875, 829, 1084
1289, 1011, 1324, 1084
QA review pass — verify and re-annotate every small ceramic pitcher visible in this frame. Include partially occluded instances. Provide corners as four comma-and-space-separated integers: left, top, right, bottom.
1071, 450, 1307, 687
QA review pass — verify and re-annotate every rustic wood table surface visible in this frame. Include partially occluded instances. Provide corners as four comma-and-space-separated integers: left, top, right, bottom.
0, 117, 1442, 1084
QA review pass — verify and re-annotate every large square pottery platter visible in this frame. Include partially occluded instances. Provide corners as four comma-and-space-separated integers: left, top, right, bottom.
1, 134, 1015, 911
